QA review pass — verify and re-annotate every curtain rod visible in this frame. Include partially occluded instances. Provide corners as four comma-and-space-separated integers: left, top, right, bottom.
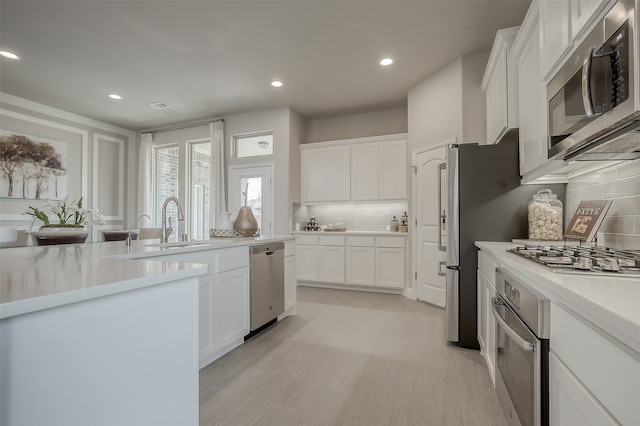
142, 118, 224, 134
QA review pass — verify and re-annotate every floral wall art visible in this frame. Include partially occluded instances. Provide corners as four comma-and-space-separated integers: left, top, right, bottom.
0, 131, 68, 200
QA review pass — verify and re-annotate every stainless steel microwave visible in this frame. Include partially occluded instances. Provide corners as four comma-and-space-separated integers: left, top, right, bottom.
547, 0, 640, 161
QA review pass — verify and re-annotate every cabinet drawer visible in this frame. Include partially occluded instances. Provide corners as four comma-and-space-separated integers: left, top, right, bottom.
284, 240, 296, 256
296, 235, 318, 245
375, 237, 405, 248
551, 303, 640, 425
478, 251, 498, 283
319, 236, 345, 246
346, 236, 374, 247
214, 246, 250, 273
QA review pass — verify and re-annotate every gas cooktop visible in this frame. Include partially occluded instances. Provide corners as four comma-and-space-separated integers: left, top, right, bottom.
509, 244, 640, 276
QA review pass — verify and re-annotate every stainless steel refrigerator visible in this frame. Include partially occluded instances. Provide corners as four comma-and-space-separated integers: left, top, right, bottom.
443, 138, 563, 349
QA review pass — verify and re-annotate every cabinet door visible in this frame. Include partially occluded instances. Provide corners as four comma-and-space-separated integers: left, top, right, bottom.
517, 16, 548, 176
198, 274, 215, 362
571, 0, 606, 40
284, 255, 296, 312
540, 0, 572, 78
477, 270, 496, 385
549, 352, 617, 426
485, 49, 509, 144
351, 143, 380, 200
301, 148, 326, 202
214, 267, 250, 350
375, 247, 405, 288
326, 146, 351, 201
379, 140, 407, 200
346, 246, 376, 286
318, 246, 345, 283
296, 245, 319, 281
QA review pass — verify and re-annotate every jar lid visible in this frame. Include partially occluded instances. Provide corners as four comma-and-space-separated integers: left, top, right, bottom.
533, 189, 557, 201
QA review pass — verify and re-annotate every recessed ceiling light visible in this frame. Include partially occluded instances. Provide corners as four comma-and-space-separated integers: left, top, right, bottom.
108, 94, 122, 100
379, 58, 394, 66
271, 80, 284, 88
0, 50, 20, 60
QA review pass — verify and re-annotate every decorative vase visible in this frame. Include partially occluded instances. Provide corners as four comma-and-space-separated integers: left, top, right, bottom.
31, 226, 89, 246
233, 206, 259, 236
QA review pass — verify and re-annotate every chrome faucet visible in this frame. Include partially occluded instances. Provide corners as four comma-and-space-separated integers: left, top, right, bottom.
161, 197, 185, 243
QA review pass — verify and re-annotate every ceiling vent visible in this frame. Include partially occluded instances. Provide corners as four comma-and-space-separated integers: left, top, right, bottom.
149, 101, 171, 110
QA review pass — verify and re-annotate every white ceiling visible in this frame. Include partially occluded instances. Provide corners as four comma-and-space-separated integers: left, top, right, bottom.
0, 1, 531, 131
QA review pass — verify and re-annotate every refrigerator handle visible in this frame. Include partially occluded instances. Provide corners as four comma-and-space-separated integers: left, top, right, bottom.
437, 162, 446, 252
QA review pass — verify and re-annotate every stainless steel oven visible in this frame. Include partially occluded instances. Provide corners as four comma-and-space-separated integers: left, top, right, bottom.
492, 269, 550, 426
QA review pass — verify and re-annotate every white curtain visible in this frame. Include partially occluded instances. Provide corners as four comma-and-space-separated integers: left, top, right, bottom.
137, 133, 153, 227
210, 121, 226, 228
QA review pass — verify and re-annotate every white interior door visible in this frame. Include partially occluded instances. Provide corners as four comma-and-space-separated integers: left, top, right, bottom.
413, 141, 451, 308
228, 165, 273, 236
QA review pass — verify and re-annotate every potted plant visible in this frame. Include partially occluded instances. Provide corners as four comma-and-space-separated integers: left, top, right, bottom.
25, 197, 91, 245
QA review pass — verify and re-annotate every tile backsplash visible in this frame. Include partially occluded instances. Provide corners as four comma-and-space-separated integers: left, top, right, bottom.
565, 160, 640, 249
293, 203, 408, 231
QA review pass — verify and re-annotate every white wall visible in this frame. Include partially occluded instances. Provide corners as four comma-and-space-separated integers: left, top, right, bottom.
461, 51, 490, 144
305, 107, 407, 143
0, 93, 137, 243
226, 107, 303, 235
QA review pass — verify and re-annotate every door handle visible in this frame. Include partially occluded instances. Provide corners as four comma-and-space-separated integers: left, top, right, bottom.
491, 297, 536, 352
437, 162, 446, 252
266, 250, 275, 256
438, 261, 447, 276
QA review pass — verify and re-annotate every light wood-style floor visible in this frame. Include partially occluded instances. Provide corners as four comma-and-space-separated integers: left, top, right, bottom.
199, 287, 507, 426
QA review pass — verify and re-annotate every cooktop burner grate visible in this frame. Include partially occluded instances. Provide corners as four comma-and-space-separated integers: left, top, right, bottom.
508, 244, 640, 276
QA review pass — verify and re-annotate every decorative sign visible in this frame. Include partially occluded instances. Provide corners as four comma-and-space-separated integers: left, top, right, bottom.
0, 132, 68, 200
565, 200, 613, 242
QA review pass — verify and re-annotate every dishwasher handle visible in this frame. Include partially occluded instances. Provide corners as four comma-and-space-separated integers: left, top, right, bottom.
265, 250, 275, 256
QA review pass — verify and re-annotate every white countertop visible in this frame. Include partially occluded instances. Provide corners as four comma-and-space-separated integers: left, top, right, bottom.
292, 230, 409, 236
476, 241, 640, 354
0, 235, 295, 319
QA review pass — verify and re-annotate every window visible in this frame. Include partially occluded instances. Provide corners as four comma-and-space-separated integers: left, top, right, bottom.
154, 145, 179, 235
234, 132, 273, 158
152, 139, 213, 241
188, 141, 211, 240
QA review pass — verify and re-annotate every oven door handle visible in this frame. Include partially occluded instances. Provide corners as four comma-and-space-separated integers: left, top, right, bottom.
492, 297, 537, 352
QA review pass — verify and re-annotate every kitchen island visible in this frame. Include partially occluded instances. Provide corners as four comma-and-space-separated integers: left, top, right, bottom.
476, 241, 640, 425
0, 236, 294, 426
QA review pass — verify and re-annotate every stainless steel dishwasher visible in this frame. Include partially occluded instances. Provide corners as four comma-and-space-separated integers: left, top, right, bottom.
249, 242, 285, 333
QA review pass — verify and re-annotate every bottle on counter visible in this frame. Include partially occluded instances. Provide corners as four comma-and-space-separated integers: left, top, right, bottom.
528, 189, 563, 240
401, 211, 408, 226
390, 216, 399, 232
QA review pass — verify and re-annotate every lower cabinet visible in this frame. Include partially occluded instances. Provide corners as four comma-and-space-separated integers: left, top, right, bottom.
284, 241, 296, 314
344, 235, 406, 289
297, 233, 407, 290
548, 352, 616, 425
477, 250, 498, 385
549, 303, 640, 425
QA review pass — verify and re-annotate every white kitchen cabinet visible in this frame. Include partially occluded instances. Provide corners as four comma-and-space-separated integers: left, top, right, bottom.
351, 139, 407, 201
296, 236, 319, 282
299, 233, 407, 291
284, 241, 296, 314
513, 3, 548, 176
318, 236, 345, 284
481, 27, 519, 145
549, 352, 617, 426
154, 246, 251, 369
550, 303, 640, 425
539, 0, 610, 80
346, 236, 376, 286
300, 145, 350, 203
477, 250, 498, 385
296, 235, 345, 284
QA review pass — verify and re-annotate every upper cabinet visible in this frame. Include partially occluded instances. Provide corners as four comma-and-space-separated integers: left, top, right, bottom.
301, 145, 350, 203
301, 134, 407, 204
481, 27, 520, 145
513, 2, 549, 176
539, 0, 612, 80
352, 139, 407, 201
